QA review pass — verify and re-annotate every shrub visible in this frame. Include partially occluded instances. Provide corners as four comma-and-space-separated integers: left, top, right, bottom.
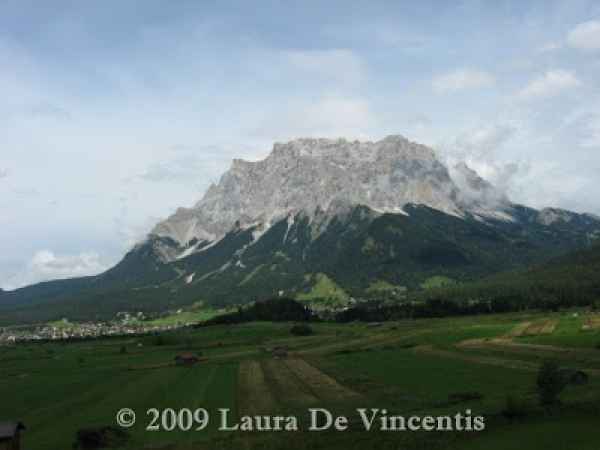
502, 395, 528, 421
290, 324, 314, 336
537, 360, 567, 407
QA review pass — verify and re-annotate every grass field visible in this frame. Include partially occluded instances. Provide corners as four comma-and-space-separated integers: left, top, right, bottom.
296, 273, 349, 305
3, 312, 600, 450
420, 275, 456, 289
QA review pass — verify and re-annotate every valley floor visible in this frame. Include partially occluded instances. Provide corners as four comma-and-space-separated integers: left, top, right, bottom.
2, 311, 600, 449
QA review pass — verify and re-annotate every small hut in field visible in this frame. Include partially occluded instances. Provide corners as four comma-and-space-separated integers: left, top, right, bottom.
559, 368, 589, 386
272, 346, 289, 358
0, 422, 25, 450
174, 352, 200, 367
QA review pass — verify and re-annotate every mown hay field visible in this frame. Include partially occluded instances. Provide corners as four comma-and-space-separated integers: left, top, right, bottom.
2, 312, 600, 450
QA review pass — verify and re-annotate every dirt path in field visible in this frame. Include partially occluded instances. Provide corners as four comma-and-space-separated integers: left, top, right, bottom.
413, 344, 540, 372
357, 331, 426, 350
296, 335, 380, 355
211, 349, 260, 360
297, 330, 425, 355
238, 360, 278, 415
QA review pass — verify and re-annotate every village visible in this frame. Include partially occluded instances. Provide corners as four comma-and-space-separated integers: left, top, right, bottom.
0, 312, 187, 344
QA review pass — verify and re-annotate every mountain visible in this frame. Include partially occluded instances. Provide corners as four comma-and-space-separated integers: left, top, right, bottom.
150, 135, 513, 260
1, 135, 599, 325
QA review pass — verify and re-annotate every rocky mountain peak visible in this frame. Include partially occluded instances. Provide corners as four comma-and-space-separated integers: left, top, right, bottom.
150, 135, 511, 258
268, 135, 436, 163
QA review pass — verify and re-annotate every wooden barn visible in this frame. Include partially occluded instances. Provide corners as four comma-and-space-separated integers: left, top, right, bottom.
272, 346, 289, 358
174, 352, 200, 367
0, 422, 25, 450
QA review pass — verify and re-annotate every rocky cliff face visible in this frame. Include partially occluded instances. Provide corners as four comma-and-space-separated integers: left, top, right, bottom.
151, 135, 511, 259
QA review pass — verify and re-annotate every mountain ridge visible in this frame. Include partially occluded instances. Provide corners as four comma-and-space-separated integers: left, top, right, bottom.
1, 135, 599, 325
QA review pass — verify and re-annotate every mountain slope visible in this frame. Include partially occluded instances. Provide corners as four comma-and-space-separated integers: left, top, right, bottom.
2, 203, 599, 325
1, 135, 599, 324
419, 241, 600, 310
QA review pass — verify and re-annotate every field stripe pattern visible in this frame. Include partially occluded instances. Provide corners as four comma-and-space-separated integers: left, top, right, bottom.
238, 360, 278, 415
283, 358, 361, 401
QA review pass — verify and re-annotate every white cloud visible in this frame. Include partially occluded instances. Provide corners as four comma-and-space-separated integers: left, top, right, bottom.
442, 123, 527, 205
516, 70, 581, 100
465, 159, 529, 192
432, 68, 495, 93
114, 214, 162, 249
2, 250, 108, 290
567, 20, 600, 50
453, 123, 516, 156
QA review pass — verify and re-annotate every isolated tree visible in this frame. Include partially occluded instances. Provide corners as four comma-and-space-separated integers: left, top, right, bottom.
536, 360, 566, 408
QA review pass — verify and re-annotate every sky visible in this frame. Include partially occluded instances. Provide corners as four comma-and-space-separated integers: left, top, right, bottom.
2, 0, 600, 289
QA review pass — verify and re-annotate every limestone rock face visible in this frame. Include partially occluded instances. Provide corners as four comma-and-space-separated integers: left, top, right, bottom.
150, 135, 511, 259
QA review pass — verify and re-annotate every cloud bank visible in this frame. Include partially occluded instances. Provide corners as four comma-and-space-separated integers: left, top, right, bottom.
517, 70, 581, 100
2, 250, 108, 290
567, 20, 600, 50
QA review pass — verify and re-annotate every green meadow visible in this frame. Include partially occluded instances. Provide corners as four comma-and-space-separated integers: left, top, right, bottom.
2, 312, 600, 450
